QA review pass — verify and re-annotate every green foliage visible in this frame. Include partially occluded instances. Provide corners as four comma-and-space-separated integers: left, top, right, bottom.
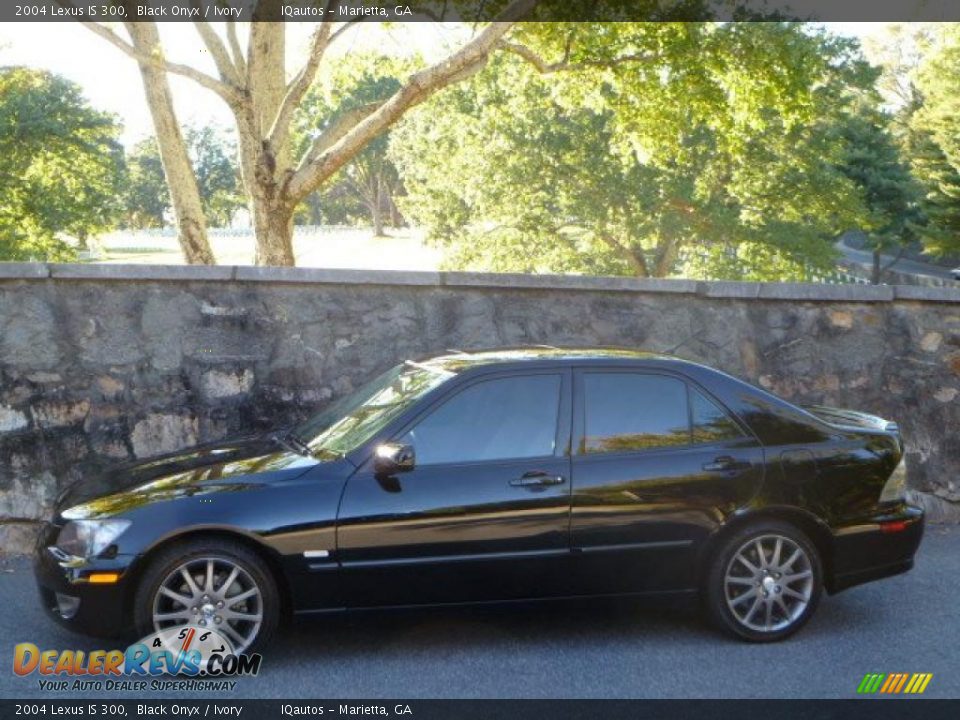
392, 23, 869, 279
909, 25, 960, 256
0, 67, 124, 260
185, 126, 244, 228
835, 81, 921, 257
123, 138, 168, 229
122, 126, 242, 229
293, 54, 419, 232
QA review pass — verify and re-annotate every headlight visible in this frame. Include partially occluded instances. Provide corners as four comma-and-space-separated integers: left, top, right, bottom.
55, 519, 131, 559
879, 457, 908, 504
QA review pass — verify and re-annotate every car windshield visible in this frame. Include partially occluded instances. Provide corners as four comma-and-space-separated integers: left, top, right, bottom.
292, 361, 453, 459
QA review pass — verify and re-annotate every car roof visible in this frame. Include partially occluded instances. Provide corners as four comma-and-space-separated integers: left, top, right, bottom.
411, 346, 702, 374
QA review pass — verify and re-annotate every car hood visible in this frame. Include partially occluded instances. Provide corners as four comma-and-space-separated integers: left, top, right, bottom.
55, 433, 321, 518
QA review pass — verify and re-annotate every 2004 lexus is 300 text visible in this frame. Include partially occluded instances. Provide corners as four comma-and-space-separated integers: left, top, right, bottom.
35, 347, 923, 651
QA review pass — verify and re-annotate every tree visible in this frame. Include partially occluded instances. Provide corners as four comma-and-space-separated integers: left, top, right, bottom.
124, 20, 215, 264
293, 54, 416, 235
0, 66, 124, 260
908, 24, 960, 257
392, 24, 868, 280
82, 0, 537, 265
123, 138, 169, 229
834, 74, 922, 284
185, 126, 244, 228
123, 127, 243, 230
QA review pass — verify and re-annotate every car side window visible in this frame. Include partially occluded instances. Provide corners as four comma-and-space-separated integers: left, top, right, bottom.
691, 387, 746, 443
582, 373, 689, 454
400, 374, 562, 465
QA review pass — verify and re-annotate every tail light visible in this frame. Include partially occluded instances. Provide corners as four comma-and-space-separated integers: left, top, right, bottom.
879, 457, 907, 504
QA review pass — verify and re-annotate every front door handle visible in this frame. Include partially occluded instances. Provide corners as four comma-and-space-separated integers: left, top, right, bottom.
510, 471, 566, 487
702, 456, 748, 472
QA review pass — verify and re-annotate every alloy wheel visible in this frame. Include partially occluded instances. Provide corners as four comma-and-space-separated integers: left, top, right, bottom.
151, 556, 263, 654
723, 533, 814, 634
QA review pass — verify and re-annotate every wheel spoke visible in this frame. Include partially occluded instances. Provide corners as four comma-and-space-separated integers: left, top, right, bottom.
745, 596, 763, 621
205, 560, 215, 594
731, 589, 758, 606
219, 621, 247, 648
771, 538, 783, 568
180, 567, 202, 597
754, 540, 767, 568
782, 548, 802, 570
783, 570, 812, 585
218, 567, 239, 596
774, 595, 791, 618
782, 586, 808, 602
226, 588, 257, 606
154, 610, 192, 623
223, 609, 262, 622
764, 599, 773, 629
159, 586, 192, 606
726, 576, 754, 586
735, 554, 758, 574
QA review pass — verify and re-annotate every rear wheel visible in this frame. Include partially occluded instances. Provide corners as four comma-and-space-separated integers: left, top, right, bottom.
133, 538, 279, 654
705, 520, 822, 642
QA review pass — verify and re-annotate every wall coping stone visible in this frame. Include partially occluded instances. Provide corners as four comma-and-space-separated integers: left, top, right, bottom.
0, 262, 957, 303
0, 263, 50, 279
49, 263, 235, 281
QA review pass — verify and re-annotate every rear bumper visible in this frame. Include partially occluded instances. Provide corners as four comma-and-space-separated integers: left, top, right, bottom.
828, 504, 924, 594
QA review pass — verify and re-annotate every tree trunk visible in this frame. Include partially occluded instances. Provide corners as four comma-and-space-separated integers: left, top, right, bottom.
251, 195, 295, 266
872, 249, 882, 285
125, 22, 215, 265
372, 177, 385, 237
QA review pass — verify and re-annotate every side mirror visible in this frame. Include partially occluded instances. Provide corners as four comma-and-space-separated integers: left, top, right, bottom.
374, 443, 415, 475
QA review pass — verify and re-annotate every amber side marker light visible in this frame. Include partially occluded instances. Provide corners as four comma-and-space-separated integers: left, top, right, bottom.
880, 520, 909, 534
87, 573, 120, 584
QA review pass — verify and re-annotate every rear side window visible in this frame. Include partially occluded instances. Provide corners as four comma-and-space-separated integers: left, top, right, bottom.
582, 373, 689, 454
691, 388, 746, 443
401, 374, 562, 465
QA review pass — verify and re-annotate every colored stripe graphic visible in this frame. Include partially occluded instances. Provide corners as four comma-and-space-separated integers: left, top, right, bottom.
857, 673, 932, 694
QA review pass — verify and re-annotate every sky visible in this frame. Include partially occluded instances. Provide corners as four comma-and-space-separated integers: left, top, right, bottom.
0, 21, 887, 148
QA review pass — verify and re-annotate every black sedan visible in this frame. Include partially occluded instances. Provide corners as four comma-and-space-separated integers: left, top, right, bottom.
35, 347, 923, 650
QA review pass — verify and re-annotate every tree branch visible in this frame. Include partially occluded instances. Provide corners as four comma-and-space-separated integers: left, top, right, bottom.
297, 102, 385, 172
191, 11, 241, 85
497, 40, 653, 74
225, 19, 247, 78
287, 0, 537, 202
266, 12, 337, 152
79, 20, 239, 103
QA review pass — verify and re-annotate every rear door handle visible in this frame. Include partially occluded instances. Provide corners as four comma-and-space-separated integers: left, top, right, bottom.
702, 456, 748, 472
510, 471, 566, 487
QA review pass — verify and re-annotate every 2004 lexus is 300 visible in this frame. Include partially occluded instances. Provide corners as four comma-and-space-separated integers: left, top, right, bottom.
35, 347, 923, 651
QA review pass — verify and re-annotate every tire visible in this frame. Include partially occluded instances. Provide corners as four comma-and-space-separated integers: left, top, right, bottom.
704, 520, 823, 642
133, 537, 280, 654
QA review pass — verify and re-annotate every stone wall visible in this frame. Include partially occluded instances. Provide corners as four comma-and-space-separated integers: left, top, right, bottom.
2, 263, 959, 553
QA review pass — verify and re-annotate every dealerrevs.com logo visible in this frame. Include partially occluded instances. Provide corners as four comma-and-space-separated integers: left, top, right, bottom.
13, 625, 261, 692
857, 673, 934, 695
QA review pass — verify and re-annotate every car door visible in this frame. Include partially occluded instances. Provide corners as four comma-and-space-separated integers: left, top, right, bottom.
336, 369, 573, 607
569, 368, 764, 595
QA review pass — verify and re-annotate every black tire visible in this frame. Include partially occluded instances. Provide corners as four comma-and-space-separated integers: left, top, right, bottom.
704, 519, 823, 642
133, 537, 280, 654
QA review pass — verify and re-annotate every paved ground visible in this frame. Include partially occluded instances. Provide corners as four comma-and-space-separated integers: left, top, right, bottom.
1, 526, 957, 700
836, 238, 958, 282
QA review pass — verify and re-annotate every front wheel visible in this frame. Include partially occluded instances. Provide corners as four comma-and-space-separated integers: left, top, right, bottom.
704, 520, 823, 642
133, 538, 280, 654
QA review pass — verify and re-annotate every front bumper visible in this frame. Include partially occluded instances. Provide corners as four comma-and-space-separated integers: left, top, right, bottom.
33, 524, 137, 639
828, 504, 924, 594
